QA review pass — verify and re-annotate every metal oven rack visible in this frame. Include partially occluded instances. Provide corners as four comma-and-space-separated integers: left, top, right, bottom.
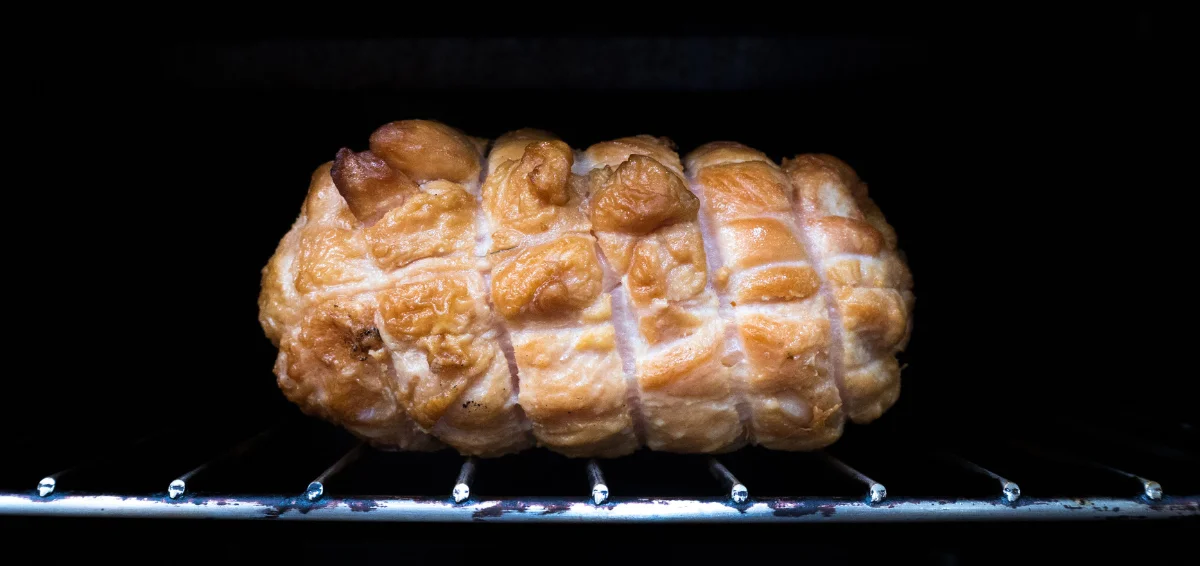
3, 418, 1197, 522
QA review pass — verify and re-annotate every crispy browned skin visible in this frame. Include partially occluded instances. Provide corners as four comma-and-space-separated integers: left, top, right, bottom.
783, 154, 914, 423
369, 120, 485, 184
262, 164, 440, 450
685, 143, 845, 450
330, 149, 418, 225
259, 121, 912, 456
480, 132, 640, 457
582, 138, 745, 453
260, 120, 531, 456
582, 135, 686, 179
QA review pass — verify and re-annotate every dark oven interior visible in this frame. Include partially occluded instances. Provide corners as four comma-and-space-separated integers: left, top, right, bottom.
8, 10, 1194, 561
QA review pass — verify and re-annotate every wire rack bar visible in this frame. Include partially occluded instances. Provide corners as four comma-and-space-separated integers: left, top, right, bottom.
2, 494, 1194, 522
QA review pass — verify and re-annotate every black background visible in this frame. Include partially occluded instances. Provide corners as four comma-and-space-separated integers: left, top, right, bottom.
6, 8, 1194, 561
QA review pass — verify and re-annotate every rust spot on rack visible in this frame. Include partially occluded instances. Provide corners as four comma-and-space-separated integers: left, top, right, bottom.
347, 500, 378, 513
1149, 501, 1200, 513
261, 497, 330, 518
470, 500, 576, 519
472, 500, 529, 519
768, 501, 837, 518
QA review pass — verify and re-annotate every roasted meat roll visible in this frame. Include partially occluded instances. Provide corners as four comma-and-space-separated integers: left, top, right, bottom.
258, 120, 913, 457
782, 155, 915, 423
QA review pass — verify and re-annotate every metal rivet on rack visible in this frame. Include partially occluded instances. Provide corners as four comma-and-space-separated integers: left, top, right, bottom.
34, 432, 169, 498
305, 442, 365, 502
708, 458, 748, 504
816, 452, 887, 503
3, 420, 1196, 522
586, 459, 608, 505
1002, 437, 1165, 501
1099, 466, 1163, 501
452, 457, 476, 504
940, 453, 1021, 503
168, 425, 281, 499
36, 476, 56, 498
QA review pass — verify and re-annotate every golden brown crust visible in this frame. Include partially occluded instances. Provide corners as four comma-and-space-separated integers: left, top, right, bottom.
482, 134, 640, 457
511, 326, 637, 457
260, 122, 911, 457
488, 129, 559, 173
731, 265, 822, 305
685, 142, 845, 451
278, 294, 440, 451
635, 324, 722, 392
637, 305, 704, 345
683, 141, 774, 172
330, 149, 419, 225
258, 217, 303, 347
294, 166, 375, 294
584, 139, 745, 453
490, 235, 604, 321
783, 153, 914, 424
482, 139, 591, 253
634, 326, 743, 452
262, 120, 532, 456
719, 218, 808, 271
294, 227, 369, 294
377, 272, 530, 456
364, 181, 476, 270
737, 308, 830, 393
807, 216, 886, 256
282, 297, 391, 428
369, 120, 482, 184
691, 161, 793, 221
734, 304, 842, 450
624, 228, 708, 306
584, 135, 685, 179
587, 155, 698, 236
